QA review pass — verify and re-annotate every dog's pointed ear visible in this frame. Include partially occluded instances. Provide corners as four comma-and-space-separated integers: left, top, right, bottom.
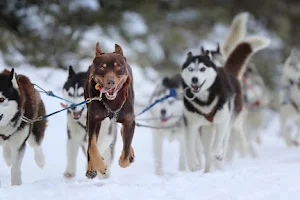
95, 42, 104, 57
10, 68, 18, 88
201, 46, 205, 55
187, 52, 193, 59
68, 65, 75, 78
88, 65, 95, 82
114, 44, 124, 56
216, 43, 220, 53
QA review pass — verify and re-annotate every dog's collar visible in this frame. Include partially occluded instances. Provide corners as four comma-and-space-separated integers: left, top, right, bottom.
102, 100, 125, 120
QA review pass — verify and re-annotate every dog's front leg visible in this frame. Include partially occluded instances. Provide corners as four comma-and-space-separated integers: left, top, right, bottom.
184, 123, 201, 171
119, 119, 135, 168
212, 120, 230, 161
86, 115, 107, 179
152, 131, 164, 175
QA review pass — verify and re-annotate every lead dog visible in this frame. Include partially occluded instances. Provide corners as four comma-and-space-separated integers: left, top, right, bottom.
0, 68, 46, 185
84, 43, 135, 179
182, 37, 270, 172
62, 66, 117, 178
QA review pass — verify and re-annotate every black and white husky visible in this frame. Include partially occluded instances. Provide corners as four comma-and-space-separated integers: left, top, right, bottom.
181, 37, 270, 172
0, 68, 46, 186
62, 66, 117, 178
149, 74, 202, 174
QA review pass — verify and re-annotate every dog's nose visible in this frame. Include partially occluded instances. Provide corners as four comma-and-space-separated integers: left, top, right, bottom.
107, 79, 115, 86
192, 77, 198, 84
161, 109, 166, 116
70, 104, 77, 110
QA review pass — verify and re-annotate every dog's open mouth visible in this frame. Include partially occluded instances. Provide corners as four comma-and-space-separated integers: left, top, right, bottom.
101, 80, 126, 101
73, 109, 84, 120
160, 115, 173, 123
191, 80, 206, 93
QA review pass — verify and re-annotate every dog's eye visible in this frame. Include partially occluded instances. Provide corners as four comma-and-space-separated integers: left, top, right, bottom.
188, 67, 194, 72
0, 97, 5, 103
200, 67, 206, 72
68, 92, 73, 97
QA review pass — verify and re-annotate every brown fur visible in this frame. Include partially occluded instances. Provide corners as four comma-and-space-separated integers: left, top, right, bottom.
84, 43, 135, 178
224, 42, 252, 80
1, 69, 47, 143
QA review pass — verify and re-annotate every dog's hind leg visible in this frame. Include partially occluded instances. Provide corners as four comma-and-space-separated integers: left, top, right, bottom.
226, 129, 237, 162
3, 142, 12, 166
152, 131, 164, 175
280, 116, 294, 147
178, 133, 186, 171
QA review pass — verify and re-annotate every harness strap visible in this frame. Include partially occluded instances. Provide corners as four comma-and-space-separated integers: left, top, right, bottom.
77, 122, 87, 131
195, 106, 218, 122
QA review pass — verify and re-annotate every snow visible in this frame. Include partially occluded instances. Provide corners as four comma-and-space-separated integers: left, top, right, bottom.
0, 65, 300, 200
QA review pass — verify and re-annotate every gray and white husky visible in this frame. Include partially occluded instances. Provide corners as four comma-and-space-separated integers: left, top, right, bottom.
62, 66, 117, 178
279, 49, 300, 146
182, 37, 270, 172
149, 74, 202, 174
0, 68, 46, 186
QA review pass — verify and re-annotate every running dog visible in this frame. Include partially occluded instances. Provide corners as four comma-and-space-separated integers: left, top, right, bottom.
62, 65, 117, 179
279, 48, 300, 146
0, 68, 46, 185
149, 74, 202, 174
181, 37, 270, 172
84, 42, 135, 179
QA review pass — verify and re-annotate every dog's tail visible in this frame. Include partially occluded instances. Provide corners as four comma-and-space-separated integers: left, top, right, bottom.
222, 12, 248, 57
224, 36, 270, 80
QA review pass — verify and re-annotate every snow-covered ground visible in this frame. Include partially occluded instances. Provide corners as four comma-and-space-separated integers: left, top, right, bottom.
0, 65, 300, 200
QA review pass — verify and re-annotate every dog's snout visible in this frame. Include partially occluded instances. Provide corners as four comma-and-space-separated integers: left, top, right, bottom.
71, 104, 77, 110
107, 79, 115, 86
161, 109, 166, 116
192, 77, 198, 84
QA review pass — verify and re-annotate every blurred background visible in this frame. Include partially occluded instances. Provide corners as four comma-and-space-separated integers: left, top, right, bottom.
0, 0, 299, 90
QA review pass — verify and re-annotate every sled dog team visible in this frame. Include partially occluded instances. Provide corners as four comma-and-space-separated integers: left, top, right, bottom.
0, 12, 297, 186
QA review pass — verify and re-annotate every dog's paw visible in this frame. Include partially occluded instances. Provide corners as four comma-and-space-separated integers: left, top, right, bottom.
86, 170, 98, 179
64, 171, 75, 179
119, 147, 135, 168
215, 155, 224, 161
129, 147, 135, 163
212, 147, 224, 161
